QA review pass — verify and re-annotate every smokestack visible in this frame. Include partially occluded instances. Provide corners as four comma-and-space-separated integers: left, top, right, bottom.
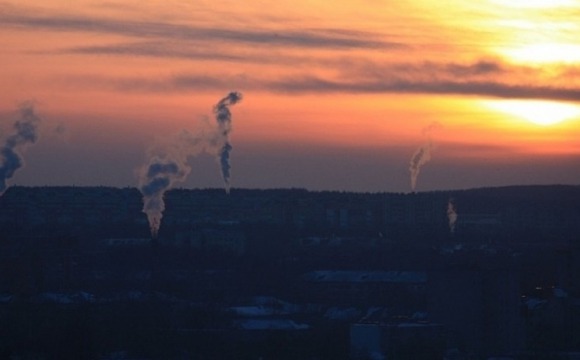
213, 91, 242, 194
409, 122, 441, 192
0, 102, 42, 196
447, 197, 457, 235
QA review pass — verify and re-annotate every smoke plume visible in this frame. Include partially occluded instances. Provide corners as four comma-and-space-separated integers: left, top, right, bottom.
138, 158, 189, 239
447, 198, 457, 235
0, 102, 42, 196
409, 121, 441, 192
138, 91, 242, 238
138, 130, 206, 239
212, 91, 242, 194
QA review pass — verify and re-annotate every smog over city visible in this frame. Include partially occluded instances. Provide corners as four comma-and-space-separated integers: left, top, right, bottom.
1, 1, 580, 359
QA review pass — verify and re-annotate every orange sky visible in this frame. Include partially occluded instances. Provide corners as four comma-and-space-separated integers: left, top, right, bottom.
1, 0, 579, 192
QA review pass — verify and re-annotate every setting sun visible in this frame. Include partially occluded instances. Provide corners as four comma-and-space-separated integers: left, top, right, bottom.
484, 99, 580, 126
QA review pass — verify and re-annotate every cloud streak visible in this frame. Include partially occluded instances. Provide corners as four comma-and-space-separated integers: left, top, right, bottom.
52, 41, 360, 68
61, 41, 250, 62
267, 77, 580, 102
1, 13, 400, 50
63, 59, 580, 103
8, 7, 577, 104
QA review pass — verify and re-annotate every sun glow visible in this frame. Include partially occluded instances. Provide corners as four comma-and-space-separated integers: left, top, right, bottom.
485, 100, 580, 126
489, 0, 576, 8
502, 43, 580, 64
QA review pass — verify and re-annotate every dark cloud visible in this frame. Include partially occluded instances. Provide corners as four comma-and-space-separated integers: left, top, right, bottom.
266, 76, 580, 102
391, 60, 504, 77
62, 41, 248, 62
71, 74, 233, 93
53, 41, 341, 67
253, 58, 579, 102
58, 54, 580, 103
55, 43, 507, 78
67, 71, 580, 102
444, 60, 505, 77
1, 13, 401, 50
61, 73, 248, 94
337, 58, 511, 83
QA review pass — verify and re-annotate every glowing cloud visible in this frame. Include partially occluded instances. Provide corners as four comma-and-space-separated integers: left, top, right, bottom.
484, 99, 580, 126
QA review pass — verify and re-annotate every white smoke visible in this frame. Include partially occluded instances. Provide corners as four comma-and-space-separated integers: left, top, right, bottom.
138, 92, 242, 238
447, 197, 457, 235
0, 102, 42, 196
409, 121, 442, 192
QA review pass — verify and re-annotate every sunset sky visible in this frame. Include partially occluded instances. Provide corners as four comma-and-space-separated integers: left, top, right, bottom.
1, 0, 580, 193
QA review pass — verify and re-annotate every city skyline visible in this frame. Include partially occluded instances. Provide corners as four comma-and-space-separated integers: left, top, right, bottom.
1, 0, 580, 193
